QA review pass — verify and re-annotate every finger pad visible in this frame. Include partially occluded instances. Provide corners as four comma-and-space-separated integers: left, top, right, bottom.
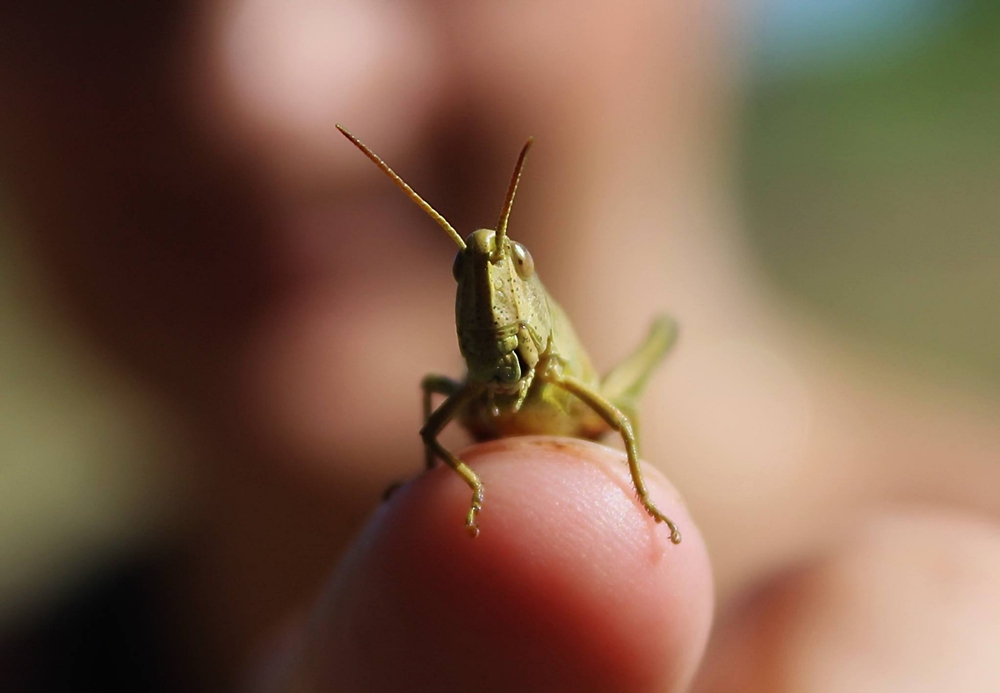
324, 438, 713, 692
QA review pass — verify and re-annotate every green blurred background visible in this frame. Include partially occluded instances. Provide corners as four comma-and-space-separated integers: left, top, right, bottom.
1, 0, 997, 625
743, 0, 1000, 391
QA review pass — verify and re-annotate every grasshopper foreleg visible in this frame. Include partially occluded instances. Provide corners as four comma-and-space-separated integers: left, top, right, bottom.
421, 375, 464, 470
551, 374, 682, 544
420, 381, 487, 537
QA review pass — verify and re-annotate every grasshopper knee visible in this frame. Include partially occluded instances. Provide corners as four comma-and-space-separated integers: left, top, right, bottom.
607, 414, 635, 442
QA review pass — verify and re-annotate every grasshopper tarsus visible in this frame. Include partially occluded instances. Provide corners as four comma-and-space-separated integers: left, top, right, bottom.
466, 488, 484, 538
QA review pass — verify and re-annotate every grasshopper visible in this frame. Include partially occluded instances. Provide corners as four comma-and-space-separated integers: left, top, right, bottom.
337, 125, 682, 544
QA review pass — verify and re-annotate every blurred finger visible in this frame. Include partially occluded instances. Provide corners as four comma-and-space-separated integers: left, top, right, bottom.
268, 436, 713, 693
693, 510, 1000, 692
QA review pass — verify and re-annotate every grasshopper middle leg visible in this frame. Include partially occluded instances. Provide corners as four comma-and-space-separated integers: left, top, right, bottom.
553, 374, 682, 544
420, 380, 487, 537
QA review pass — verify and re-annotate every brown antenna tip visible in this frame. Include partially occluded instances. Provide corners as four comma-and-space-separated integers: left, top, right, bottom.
494, 136, 534, 260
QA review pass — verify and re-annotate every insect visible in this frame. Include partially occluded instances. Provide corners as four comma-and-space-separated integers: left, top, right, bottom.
336, 124, 682, 544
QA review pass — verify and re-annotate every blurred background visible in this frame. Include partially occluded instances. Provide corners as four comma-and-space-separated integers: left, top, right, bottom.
743, 0, 1000, 392
0, 0, 997, 646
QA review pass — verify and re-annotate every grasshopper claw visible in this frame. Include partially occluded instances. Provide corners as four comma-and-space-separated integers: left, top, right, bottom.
643, 500, 682, 544
381, 480, 404, 501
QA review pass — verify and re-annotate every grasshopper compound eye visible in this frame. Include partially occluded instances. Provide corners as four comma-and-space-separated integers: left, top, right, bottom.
511, 241, 534, 279
452, 251, 465, 281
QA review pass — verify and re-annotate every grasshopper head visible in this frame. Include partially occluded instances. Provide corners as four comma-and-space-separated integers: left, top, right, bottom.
335, 125, 546, 393
452, 228, 550, 391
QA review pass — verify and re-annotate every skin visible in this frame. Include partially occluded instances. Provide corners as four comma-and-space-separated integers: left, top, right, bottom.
1, 1, 1000, 691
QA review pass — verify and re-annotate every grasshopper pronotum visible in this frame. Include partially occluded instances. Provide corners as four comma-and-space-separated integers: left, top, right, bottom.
337, 125, 681, 544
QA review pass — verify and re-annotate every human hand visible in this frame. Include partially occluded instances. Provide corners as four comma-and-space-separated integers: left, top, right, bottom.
250, 442, 1000, 693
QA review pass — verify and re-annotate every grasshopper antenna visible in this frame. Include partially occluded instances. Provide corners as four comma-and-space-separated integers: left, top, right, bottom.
336, 124, 466, 250
493, 136, 534, 261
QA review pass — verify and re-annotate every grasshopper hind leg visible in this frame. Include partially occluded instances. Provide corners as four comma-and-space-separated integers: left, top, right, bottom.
600, 314, 678, 407
599, 314, 678, 460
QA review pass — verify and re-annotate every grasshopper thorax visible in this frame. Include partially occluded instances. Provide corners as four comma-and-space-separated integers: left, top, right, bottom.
453, 229, 550, 391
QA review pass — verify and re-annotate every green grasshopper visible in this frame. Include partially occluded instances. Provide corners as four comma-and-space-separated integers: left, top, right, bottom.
337, 125, 681, 544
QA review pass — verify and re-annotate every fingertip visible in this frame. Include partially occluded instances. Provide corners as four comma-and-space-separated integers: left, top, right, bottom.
313, 437, 713, 692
